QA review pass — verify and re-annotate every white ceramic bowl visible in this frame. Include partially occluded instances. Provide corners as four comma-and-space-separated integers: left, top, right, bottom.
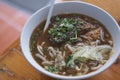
20, 1, 120, 80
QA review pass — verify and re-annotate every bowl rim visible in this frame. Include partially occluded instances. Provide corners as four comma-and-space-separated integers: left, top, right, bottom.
20, 1, 120, 80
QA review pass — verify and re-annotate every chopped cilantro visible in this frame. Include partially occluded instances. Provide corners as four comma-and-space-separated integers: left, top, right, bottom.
66, 54, 73, 67
70, 37, 78, 43
55, 16, 60, 21
48, 17, 80, 43
48, 66, 59, 72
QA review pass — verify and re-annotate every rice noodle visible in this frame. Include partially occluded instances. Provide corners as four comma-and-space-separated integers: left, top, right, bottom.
48, 47, 56, 56
77, 72, 82, 76
63, 51, 66, 57
76, 64, 89, 75
41, 42, 45, 47
80, 35, 89, 40
100, 29, 105, 42
42, 61, 53, 65
35, 53, 46, 61
48, 51, 54, 58
55, 52, 66, 67
83, 64, 89, 74
44, 66, 49, 70
95, 40, 100, 46
88, 60, 98, 67
65, 44, 74, 52
36, 53, 54, 66
37, 45, 44, 56
90, 64, 103, 70
75, 66, 81, 71
108, 40, 113, 46
56, 49, 62, 55
73, 43, 85, 49
76, 43, 84, 46
100, 60, 107, 64
62, 72, 66, 75
80, 35, 91, 44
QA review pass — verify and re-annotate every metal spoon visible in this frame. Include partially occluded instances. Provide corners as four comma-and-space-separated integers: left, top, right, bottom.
43, 0, 56, 33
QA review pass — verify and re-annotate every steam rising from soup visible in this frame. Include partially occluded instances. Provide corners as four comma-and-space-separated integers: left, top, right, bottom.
30, 14, 113, 76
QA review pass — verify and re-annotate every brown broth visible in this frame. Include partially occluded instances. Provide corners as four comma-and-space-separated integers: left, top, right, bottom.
30, 13, 113, 76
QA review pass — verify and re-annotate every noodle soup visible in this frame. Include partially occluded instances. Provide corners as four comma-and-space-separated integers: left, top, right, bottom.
30, 14, 113, 76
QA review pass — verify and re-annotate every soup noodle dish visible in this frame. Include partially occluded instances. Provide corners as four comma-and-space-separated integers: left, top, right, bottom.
30, 13, 113, 76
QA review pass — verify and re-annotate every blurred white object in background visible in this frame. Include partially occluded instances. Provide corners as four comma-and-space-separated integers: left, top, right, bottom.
10, 0, 51, 12
0, 0, 62, 13
9, 0, 62, 12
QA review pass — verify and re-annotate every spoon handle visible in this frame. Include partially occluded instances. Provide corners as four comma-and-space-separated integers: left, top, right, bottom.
43, 0, 56, 33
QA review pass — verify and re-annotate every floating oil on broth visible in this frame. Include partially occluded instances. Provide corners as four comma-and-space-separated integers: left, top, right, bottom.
30, 14, 113, 76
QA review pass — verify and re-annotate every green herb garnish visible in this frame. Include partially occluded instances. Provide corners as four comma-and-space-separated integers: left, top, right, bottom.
48, 66, 59, 72
79, 21, 85, 25
48, 17, 80, 43
55, 16, 60, 21
66, 54, 73, 67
